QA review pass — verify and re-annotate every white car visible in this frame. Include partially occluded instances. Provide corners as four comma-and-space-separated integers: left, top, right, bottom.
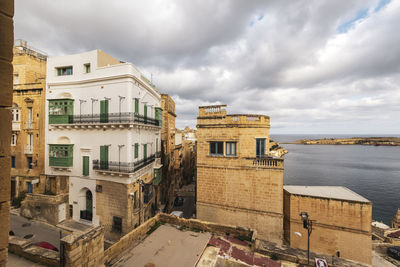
170, 211, 184, 218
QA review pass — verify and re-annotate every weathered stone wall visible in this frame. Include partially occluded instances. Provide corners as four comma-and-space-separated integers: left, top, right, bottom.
283, 191, 372, 264
196, 106, 283, 243
20, 193, 68, 225
0, 1, 14, 265
392, 209, 400, 228
61, 226, 104, 267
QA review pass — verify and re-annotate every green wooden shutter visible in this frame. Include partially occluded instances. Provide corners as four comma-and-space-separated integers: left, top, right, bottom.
135, 98, 139, 114
143, 144, 147, 160
83, 156, 89, 176
144, 105, 147, 118
134, 143, 138, 159
100, 100, 109, 123
100, 145, 109, 169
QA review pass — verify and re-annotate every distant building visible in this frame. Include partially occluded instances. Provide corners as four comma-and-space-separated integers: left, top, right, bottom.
39, 50, 162, 240
283, 185, 372, 264
196, 105, 284, 243
11, 40, 47, 199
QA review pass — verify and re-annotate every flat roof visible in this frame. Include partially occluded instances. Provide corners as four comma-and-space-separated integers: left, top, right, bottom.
284, 185, 370, 203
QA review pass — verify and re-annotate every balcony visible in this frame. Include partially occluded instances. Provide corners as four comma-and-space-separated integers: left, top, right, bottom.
12, 122, 21, 131
246, 157, 284, 169
25, 120, 34, 130
49, 157, 73, 167
49, 112, 161, 129
93, 154, 156, 177
24, 145, 33, 154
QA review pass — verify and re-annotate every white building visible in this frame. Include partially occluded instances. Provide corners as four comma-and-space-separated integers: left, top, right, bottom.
45, 50, 162, 240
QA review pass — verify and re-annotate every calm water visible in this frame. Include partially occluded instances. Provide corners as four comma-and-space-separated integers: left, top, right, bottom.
272, 134, 400, 225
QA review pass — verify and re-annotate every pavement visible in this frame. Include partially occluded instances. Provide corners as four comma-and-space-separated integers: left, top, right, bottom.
113, 224, 211, 267
9, 213, 63, 250
7, 252, 45, 267
171, 195, 195, 219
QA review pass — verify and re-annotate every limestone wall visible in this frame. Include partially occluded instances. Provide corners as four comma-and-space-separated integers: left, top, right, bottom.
61, 226, 104, 267
0, 1, 14, 265
284, 191, 372, 264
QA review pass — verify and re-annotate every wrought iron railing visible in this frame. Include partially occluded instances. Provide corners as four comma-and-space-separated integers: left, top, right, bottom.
93, 154, 156, 173
69, 112, 160, 126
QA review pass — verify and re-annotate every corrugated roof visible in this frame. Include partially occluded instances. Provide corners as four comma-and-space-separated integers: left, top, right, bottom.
284, 185, 370, 203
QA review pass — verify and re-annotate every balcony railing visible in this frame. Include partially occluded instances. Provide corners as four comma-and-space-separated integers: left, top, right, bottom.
24, 145, 33, 154
12, 122, 21, 131
249, 157, 284, 168
49, 157, 73, 167
25, 120, 34, 129
93, 154, 156, 173
49, 112, 160, 126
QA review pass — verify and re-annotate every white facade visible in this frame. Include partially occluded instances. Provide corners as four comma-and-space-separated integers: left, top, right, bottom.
45, 50, 162, 226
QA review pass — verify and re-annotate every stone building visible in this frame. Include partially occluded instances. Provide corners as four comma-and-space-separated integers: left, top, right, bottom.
10, 40, 47, 200
283, 185, 372, 264
0, 1, 14, 265
44, 50, 162, 241
196, 105, 284, 243
392, 209, 400, 228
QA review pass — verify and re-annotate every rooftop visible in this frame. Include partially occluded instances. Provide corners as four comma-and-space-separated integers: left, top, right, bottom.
284, 185, 370, 203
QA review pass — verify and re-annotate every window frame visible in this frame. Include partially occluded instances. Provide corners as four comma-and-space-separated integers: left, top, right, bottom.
84, 63, 91, 73
56, 66, 73, 76
225, 142, 237, 156
11, 134, 16, 146
209, 141, 224, 156
256, 138, 266, 157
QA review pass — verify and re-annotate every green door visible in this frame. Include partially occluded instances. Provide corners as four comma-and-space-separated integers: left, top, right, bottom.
82, 156, 89, 176
143, 144, 147, 160
100, 100, 109, 123
144, 105, 147, 118
134, 98, 139, 114
86, 190, 93, 221
100, 145, 109, 169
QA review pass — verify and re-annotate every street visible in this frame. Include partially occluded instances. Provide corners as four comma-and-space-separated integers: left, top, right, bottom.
171, 195, 195, 219
9, 213, 62, 250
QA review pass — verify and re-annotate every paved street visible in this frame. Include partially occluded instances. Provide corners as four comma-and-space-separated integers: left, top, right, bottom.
9, 213, 62, 250
171, 195, 195, 219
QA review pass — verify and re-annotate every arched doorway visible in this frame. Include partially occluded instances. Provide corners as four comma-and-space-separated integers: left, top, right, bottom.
80, 188, 93, 221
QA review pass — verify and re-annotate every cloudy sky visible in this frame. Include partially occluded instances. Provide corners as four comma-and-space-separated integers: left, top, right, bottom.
15, 0, 400, 134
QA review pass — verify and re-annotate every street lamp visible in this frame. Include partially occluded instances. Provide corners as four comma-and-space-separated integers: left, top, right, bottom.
91, 98, 98, 121
300, 211, 313, 265
118, 96, 125, 122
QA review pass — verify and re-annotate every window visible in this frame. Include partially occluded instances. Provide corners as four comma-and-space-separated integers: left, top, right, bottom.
143, 144, 147, 159
27, 157, 33, 169
48, 99, 74, 124
11, 156, 15, 168
11, 134, 16, 146
84, 63, 91, 73
134, 98, 139, 114
12, 109, 20, 122
134, 143, 139, 159
56, 66, 73, 76
82, 156, 89, 176
49, 144, 74, 167
27, 182, 32, 193
226, 142, 237, 156
100, 145, 109, 169
13, 74, 19, 84
112, 216, 122, 233
209, 141, 223, 155
144, 104, 147, 118
256, 138, 266, 157
100, 99, 109, 123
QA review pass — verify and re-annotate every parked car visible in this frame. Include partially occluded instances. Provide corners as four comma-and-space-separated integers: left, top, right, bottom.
170, 211, 184, 218
34, 242, 59, 252
173, 196, 184, 207
387, 246, 400, 261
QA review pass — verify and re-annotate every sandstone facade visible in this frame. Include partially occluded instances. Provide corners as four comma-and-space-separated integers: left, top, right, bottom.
392, 209, 400, 228
283, 186, 372, 264
0, 1, 14, 265
11, 40, 47, 200
196, 105, 284, 244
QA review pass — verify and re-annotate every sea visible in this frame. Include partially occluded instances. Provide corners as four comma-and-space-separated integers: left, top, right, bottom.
271, 134, 400, 226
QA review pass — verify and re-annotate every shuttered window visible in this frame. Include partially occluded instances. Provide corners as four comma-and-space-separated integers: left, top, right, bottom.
143, 144, 147, 160
82, 156, 89, 176
134, 98, 139, 114
134, 143, 139, 159
100, 100, 109, 123
100, 145, 109, 169
144, 105, 147, 118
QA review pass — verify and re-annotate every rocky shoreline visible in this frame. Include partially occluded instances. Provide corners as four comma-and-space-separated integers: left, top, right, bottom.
290, 137, 400, 146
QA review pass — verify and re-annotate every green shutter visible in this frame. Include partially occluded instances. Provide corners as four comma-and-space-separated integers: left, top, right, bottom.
143, 144, 147, 160
135, 98, 139, 114
144, 105, 147, 118
100, 145, 109, 169
134, 143, 138, 159
100, 100, 109, 123
83, 156, 89, 176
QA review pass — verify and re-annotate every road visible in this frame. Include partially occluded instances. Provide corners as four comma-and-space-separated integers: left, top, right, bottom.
9, 213, 62, 249
171, 195, 195, 219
